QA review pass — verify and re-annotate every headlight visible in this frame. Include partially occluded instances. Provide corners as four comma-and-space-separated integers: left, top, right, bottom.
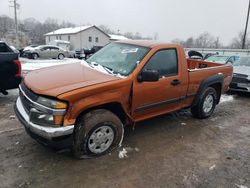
29, 97, 68, 126
37, 96, 67, 109
30, 108, 64, 127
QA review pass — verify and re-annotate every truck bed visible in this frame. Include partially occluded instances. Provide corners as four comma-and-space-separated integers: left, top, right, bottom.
187, 59, 224, 70
186, 59, 233, 95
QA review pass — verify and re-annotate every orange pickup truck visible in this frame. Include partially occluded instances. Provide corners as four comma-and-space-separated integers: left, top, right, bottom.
15, 41, 233, 158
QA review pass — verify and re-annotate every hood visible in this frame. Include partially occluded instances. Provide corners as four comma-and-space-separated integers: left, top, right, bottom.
24, 63, 120, 97
233, 66, 250, 78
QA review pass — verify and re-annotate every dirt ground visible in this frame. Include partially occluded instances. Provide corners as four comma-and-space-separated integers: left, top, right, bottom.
0, 90, 249, 188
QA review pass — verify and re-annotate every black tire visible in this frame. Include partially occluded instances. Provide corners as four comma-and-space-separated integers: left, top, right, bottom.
58, 53, 64, 60
191, 87, 217, 119
73, 109, 124, 159
32, 53, 39, 59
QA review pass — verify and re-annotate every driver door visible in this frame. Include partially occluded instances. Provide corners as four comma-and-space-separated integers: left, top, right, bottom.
132, 48, 185, 121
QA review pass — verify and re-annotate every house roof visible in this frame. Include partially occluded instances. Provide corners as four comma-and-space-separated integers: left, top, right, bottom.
45, 25, 98, 36
109, 34, 128, 40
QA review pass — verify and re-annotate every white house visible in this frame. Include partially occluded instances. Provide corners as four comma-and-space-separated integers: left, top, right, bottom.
45, 25, 110, 50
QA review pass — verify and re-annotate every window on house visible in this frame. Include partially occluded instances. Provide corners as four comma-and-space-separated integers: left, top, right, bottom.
56, 36, 58, 40
59, 35, 61, 40
48, 36, 50, 42
95, 37, 99, 43
68, 35, 70, 41
89, 36, 92, 42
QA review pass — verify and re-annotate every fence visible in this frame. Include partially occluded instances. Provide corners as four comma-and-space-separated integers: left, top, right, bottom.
185, 48, 250, 56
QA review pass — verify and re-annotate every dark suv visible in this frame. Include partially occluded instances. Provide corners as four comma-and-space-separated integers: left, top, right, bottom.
0, 41, 22, 95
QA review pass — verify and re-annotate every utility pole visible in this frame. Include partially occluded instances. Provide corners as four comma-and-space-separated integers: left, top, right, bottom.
9, 0, 20, 47
242, 0, 250, 49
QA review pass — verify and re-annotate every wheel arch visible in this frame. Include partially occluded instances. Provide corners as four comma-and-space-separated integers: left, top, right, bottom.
191, 74, 224, 107
75, 102, 132, 126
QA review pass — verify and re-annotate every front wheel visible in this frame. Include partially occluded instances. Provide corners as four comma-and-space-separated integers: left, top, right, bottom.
32, 53, 39, 59
191, 87, 217, 119
73, 109, 124, 159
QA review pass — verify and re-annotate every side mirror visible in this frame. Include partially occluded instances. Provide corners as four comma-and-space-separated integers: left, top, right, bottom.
137, 69, 159, 82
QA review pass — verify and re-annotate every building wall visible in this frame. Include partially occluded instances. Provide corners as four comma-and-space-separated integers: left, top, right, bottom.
45, 27, 110, 50
73, 27, 110, 49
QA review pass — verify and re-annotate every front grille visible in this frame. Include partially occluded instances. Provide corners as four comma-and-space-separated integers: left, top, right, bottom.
232, 73, 250, 84
19, 82, 38, 113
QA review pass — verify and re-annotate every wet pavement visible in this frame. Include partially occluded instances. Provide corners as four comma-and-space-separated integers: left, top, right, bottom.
0, 90, 249, 188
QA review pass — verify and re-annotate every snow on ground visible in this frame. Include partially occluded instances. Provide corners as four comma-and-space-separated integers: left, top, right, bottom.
220, 94, 234, 103
118, 148, 128, 159
20, 57, 81, 71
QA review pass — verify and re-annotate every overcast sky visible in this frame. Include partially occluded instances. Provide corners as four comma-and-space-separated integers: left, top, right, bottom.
0, 0, 248, 45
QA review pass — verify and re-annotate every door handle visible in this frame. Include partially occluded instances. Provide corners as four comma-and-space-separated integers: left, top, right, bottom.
171, 79, 181, 86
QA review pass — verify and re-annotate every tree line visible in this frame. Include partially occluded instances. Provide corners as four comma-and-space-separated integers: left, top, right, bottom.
172, 31, 250, 49
0, 15, 152, 47
0, 15, 249, 49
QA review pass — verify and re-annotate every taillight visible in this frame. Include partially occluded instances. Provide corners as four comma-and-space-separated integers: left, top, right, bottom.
14, 60, 22, 77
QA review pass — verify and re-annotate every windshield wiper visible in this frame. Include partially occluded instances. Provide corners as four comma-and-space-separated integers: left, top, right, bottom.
88, 62, 115, 75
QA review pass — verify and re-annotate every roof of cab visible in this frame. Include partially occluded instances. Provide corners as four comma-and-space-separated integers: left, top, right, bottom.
115, 40, 180, 48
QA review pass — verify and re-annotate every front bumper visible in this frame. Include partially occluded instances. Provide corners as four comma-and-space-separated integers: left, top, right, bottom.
229, 82, 250, 92
15, 97, 74, 140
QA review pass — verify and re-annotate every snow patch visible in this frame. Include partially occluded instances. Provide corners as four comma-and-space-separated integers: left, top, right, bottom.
134, 147, 140, 152
45, 26, 93, 35
118, 148, 128, 159
20, 58, 81, 71
209, 164, 216, 170
220, 95, 234, 103
235, 184, 248, 188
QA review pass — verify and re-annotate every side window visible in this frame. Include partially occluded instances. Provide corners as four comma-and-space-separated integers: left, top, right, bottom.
95, 37, 99, 43
0, 43, 12, 52
51, 47, 59, 51
89, 36, 92, 42
42, 47, 49, 51
143, 49, 178, 77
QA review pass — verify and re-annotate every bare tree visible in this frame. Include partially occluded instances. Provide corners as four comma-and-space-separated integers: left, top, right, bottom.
154, 32, 158, 40
171, 38, 185, 46
229, 31, 250, 49
214, 37, 221, 48
98, 25, 115, 34
0, 15, 15, 39
194, 32, 215, 48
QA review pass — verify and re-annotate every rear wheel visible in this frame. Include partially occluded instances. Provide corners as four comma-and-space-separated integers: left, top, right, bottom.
191, 87, 217, 119
73, 109, 124, 159
58, 53, 64, 60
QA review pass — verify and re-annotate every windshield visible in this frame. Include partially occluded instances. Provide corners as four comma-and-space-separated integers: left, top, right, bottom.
86, 43, 150, 76
234, 57, 250, 66
205, 56, 229, 64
